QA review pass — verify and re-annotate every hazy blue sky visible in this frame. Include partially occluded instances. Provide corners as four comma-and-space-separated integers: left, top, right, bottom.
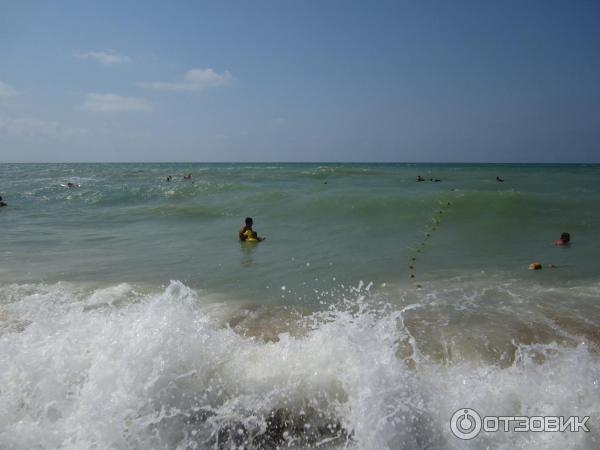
1, 0, 599, 162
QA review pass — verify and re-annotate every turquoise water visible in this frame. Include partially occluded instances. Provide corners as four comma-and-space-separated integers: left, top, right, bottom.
1, 163, 600, 449
2, 163, 599, 293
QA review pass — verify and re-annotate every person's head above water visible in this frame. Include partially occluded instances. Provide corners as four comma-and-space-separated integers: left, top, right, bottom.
555, 232, 570, 246
245, 217, 253, 226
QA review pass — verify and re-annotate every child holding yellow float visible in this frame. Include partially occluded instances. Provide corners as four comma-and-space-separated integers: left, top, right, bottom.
239, 217, 265, 243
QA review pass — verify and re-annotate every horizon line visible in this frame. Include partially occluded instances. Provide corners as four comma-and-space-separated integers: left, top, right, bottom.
1, 161, 599, 165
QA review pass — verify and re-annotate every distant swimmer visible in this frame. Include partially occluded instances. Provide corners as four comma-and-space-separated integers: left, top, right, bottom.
496, 176, 504, 182
416, 175, 425, 182
239, 217, 265, 242
554, 232, 570, 246
166, 175, 172, 182
528, 262, 542, 270
0, 196, 6, 207
183, 173, 192, 180
528, 262, 557, 270
66, 182, 79, 188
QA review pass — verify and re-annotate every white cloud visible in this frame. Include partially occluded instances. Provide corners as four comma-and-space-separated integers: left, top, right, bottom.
138, 68, 232, 92
0, 117, 85, 139
82, 93, 151, 112
270, 117, 286, 126
0, 80, 18, 98
75, 49, 131, 65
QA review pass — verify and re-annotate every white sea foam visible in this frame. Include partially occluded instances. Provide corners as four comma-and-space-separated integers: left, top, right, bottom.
0, 281, 599, 449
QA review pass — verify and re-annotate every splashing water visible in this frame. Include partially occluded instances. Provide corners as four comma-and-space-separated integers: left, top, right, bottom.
1, 280, 599, 449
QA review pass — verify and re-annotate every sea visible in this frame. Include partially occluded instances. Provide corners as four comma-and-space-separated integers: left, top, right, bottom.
1, 163, 599, 449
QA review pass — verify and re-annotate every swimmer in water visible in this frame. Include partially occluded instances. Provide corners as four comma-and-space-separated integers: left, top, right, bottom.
66, 182, 79, 188
554, 232, 570, 246
496, 176, 505, 182
239, 217, 265, 242
0, 195, 6, 207
416, 175, 425, 182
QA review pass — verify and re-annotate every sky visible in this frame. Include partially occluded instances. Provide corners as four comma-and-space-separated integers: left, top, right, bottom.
1, 0, 599, 163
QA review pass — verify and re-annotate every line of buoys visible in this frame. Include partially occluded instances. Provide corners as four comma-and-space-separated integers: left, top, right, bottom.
408, 198, 455, 287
